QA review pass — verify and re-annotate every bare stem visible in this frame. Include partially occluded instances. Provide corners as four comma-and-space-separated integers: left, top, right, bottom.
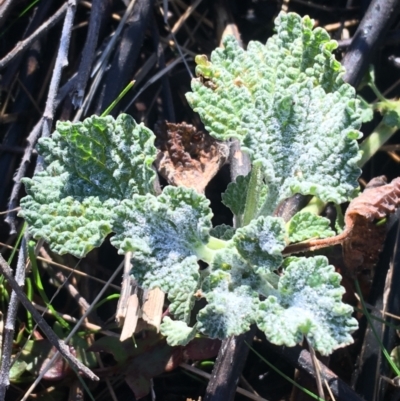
0, 253, 99, 391
0, 3, 68, 70
0, 236, 28, 401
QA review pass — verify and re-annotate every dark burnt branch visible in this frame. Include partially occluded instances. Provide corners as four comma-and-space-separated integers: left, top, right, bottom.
71, 0, 107, 108
151, 16, 175, 122
263, 342, 364, 401
0, 3, 68, 70
0, 0, 15, 30
342, 0, 400, 88
1, 1, 54, 91
99, 0, 155, 113
204, 328, 256, 401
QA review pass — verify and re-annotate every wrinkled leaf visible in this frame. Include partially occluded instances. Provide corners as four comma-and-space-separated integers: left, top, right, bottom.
222, 174, 250, 216
210, 224, 235, 240
256, 256, 357, 355
197, 271, 259, 338
160, 317, 197, 346
288, 212, 335, 243
233, 216, 285, 274
111, 186, 214, 322
20, 114, 156, 257
187, 13, 362, 213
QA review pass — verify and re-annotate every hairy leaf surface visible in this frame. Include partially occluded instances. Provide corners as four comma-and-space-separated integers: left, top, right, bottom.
233, 216, 285, 273
160, 317, 197, 346
187, 12, 362, 213
288, 212, 335, 243
20, 114, 156, 257
111, 186, 213, 321
197, 271, 259, 338
256, 256, 357, 355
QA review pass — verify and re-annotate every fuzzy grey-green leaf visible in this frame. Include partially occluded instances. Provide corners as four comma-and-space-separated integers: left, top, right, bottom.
111, 186, 214, 321
19, 114, 157, 257
222, 175, 249, 216
256, 256, 358, 355
160, 317, 197, 346
187, 12, 362, 212
232, 216, 286, 273
197, 271, 259, 338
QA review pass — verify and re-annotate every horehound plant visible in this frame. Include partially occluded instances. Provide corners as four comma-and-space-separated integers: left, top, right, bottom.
20, 12, 365, 356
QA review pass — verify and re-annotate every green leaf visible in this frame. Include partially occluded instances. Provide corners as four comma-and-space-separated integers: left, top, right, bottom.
256, 256, 358, 355
111, 186, 214, 321
160, 317, 197, 346
232, 216, 285, 274
222, 173, 269, 218
187, 13, 362, 213
10, 360, 28, 381
38, 114, 156, 198
210, 246, 279, 298
20, 114, 156, 258
383, 109, 400, 128
357, 96, 374, 123
222, 174, 249, 216
287, 212, 335, 243
197, 271, 259, 338
209, 224, 235, 240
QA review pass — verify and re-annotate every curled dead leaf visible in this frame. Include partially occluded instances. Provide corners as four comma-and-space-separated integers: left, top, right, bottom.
154, 121, 229, 194
284, 176, 400, 278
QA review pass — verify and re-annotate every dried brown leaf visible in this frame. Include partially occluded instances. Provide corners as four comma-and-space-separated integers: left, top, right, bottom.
284, 176, 400, 278
154, 121, 229, 193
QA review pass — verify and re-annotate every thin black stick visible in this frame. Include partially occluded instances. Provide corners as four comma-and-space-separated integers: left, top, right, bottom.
0, 3, 68, 70
342, 0, 400, 88
0, 253, 99, 384
41, 0, 77, 140
99, 0, 156, 113
0, 236, 28, 401
71, 0, 107, 108
262, 342, 364, 401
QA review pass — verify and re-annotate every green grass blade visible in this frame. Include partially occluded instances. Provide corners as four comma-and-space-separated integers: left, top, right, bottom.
28, 241, 70, 330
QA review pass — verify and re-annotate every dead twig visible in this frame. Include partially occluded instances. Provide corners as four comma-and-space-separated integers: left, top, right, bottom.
19, 260, 124, 401
5, 118, 43, 233
0, 253, 99, 386
342, 0, 400, 87
0, 3, 68, 70
0, 0, 15, 30
71, 0, 107, 108
0, 235, 28, 401
41, 0, 77, 140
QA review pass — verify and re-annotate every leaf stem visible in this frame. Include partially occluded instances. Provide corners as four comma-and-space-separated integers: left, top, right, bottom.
358, 120, 398, 167
207, 236, 228, 250
242, 161, 263, 226
295, 197, 325, 216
